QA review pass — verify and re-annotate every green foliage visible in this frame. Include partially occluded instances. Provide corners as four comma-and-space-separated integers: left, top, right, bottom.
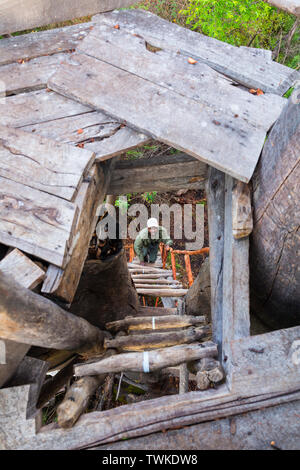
180, 0, 295, 50
115, 194, 132, 212
142, 191, 158, 203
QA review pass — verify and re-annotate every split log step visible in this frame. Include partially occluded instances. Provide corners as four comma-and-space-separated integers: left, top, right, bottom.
137, 307, 177, 317
136, 288, 188, 297
104, 326, 210, 352
106, 315, 206, 333
74, 341, 218, 376
134, 284, 183, 290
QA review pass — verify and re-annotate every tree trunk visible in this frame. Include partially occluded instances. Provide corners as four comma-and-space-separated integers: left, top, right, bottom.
250, 96, 300, 330
70, 247, 139, 329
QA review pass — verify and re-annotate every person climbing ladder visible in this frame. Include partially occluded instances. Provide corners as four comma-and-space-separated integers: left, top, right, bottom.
134, 218, 173, 265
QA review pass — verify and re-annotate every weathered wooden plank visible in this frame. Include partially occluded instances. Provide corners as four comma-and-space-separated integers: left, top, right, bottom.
0, 176, 78, 268
0, 0, 137, 35
12, 386, 300, 449
222, 175, 250, 384
136, 307, 177, 317
230, 325, 300, 395
263, 0, 300, 16
0, 0, 134, 34
93, 126, 150, 162
94, 399, 300, 450
0, 248, 45, 289
0, 53, 69, 95
21, 111, 149, 163
108, 153, 207, 194
0, 22, 93, 66
0, 125, 95, 201
48, 53, 269, 182
94, 9, 299, 94
41, 159, 117, 303
0, 89, 91, 128
206, 168, 225, 358
0, 271, 105, 353
79, 22, 286, 130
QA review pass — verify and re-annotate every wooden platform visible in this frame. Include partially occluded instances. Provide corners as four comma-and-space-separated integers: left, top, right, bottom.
48, 9, 298, 183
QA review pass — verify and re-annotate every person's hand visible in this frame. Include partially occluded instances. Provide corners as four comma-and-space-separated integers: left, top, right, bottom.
165, 245, 173, 252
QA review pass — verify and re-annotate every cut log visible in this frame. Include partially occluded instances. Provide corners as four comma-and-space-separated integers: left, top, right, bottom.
106, 315, 206, 333
136, 307, 177, 317
0, 271, 105, 354
250, 95, 300, 329
0, 250, 45, 387
104, 326, 210, 352
75, 342, 218, 376
70, 248, 139, 330
136, 288, 187, 297
185, 257, 211, 319
57, 376, 104, 428
263, 0, 300, 16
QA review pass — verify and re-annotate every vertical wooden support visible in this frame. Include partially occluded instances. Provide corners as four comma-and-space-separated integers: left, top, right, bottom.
222, 175, 250, 387
206, 168, 225, 359
178, 299, 189, 394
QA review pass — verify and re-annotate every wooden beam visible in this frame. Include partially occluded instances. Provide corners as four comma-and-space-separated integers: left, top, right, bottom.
104, 326, 210, 352
108, 153, 207, 194
222, 175, 250, 384
0, 271, 105, 354
206, 168, 225, 359
106, 315, 206, 333
0, 250, 45, 387
42, 159, 116, 303
0, 0, 138, 35
136, 288, 188, 297
75, 342, 218, 376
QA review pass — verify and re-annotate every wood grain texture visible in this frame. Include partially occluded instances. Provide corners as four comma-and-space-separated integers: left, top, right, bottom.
108, 153, 207, 194
250, 96, 300, 329
230, 325, 300, 395
48, 51, 276, 182
0, 270, 105, 353
94, 9, 299, 94
106, 315, 205, 333
0, 22, 93, 65
0, 248, 45, 289
48, 52, 272, 182
78, 22, 286, 130
0, 176, 78, 267
232, 181, 253, 239
0, 0, 137, 35
41, 159, 116, 303
75, 342, 218, 376
206, 168, 225, 358
222, 175, 250, 383
0, 124, 95, 201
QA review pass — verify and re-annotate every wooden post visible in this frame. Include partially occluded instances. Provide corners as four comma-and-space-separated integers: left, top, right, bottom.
222, 175, 251, 386
206, 168, 225, 358
0, 272, 105, 354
